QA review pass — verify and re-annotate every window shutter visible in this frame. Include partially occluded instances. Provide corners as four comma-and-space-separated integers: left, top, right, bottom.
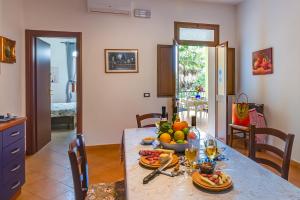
157, 45, 175, 97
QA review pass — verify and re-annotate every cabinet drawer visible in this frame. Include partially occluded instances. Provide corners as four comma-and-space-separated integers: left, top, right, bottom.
3, 139, 25, 166
1, 172, 25, 200
3, 157, 25, 183
0, 133, 2, 181
3, 124, 24, 147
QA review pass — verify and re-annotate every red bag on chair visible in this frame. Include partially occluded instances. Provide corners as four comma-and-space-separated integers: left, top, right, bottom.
232, 93, 250, 126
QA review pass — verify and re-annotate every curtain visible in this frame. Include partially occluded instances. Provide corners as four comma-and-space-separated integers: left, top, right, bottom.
65, 42, 76, 102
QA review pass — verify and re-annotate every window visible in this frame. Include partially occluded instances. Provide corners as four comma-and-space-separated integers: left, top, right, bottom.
174, 22, 219, 47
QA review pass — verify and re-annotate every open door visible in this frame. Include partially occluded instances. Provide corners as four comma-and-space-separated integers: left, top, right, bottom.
35, 38, 51, 150
215, 42, 228, 143
173, 40, 179, 111
157, 42, 178, 114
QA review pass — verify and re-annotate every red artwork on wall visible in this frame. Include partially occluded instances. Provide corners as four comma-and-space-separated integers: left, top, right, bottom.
252, 48, 273, 75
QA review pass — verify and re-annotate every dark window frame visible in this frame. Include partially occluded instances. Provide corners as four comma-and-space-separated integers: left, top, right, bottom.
174, 21, 220, 47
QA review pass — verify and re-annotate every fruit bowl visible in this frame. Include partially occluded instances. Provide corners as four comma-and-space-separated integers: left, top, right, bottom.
160, 141, 189, 153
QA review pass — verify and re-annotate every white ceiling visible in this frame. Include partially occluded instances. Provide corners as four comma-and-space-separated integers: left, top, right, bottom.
189, 0, 244, 5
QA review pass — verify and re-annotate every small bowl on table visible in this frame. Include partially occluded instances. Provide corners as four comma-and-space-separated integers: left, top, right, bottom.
142, 137, 156, 145
199, 160, 216, 174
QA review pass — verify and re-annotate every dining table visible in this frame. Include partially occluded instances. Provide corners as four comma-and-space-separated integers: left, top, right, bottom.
123, 127, 300, 200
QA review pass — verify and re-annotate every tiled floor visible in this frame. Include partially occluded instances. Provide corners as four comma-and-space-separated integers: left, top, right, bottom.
17, 128, 299, 199
17, 130, 123, 200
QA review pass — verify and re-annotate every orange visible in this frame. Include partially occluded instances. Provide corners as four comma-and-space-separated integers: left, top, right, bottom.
181, 121, 189, 129
173, 122, 184, 131
159, 133, 172, 143
174, 131, 185, 141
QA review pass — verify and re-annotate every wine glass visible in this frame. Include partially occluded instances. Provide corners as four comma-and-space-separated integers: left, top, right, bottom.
185, 147, 199, 175
204, 139, 218, 161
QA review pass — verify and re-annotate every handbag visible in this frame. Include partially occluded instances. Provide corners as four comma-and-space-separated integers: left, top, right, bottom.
232, 93, 250, 126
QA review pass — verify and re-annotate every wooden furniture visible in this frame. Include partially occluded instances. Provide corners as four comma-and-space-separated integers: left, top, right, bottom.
68, 134, 125, 200
26, 30, 83, 155
122, 127, 300, 199
51, 102, 76, 129
136, 113, 168, 128
157, 45, 175, 97
249, 125, 295, 180
229, 103, 264, 147
0, 118, 26, 200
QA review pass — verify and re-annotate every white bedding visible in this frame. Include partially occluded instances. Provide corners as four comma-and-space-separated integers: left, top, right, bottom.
51, 102, 76, 117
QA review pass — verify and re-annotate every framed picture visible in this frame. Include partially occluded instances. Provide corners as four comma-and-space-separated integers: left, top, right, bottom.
105, 49, 138, 73
252, 48, 273, 75
0, 36, 16, 63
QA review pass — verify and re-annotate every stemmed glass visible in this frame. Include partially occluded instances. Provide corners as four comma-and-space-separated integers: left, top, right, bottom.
185, 144, 199, 175
204, 139, 218, 161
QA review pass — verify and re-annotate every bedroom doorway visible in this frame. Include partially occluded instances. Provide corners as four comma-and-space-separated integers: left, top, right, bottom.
25, 30, 82, 155
41, 37, 77, 148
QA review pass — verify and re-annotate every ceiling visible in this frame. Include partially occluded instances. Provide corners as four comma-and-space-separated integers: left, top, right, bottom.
189, 0, 244, 5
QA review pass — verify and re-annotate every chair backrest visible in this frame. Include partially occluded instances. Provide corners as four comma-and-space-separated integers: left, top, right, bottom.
136, 113, 168, 128
249, 125, 295, 180
68, 134, 89, 200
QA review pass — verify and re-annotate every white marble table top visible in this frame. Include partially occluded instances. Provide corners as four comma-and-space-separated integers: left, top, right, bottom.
123, 127, 300, 200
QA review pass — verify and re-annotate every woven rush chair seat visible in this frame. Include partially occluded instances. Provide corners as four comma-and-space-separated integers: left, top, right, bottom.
86, 181, 125, 200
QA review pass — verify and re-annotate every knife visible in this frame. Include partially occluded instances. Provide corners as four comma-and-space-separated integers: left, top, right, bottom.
143, 154, 173, 184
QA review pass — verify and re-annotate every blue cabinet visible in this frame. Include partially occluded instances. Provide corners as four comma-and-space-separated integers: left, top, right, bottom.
0, 119, 26, 200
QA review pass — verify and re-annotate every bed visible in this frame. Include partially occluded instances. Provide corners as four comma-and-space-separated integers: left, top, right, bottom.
51, 102, 76, 129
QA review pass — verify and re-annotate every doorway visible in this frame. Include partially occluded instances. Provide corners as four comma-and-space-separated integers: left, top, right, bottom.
177, 45, 209, 133
25, 30, 82, 155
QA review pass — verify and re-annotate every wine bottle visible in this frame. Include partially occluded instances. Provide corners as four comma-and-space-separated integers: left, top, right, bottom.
172, 106, 180, 123
160, 106, 168, 126
188, 116, 200, 149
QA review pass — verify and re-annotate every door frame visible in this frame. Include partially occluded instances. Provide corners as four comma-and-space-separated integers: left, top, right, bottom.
25, 30, 83, 155
215, 42, 228, 143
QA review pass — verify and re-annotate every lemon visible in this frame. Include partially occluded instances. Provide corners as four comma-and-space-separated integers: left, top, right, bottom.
159, 133, 172, 143
176, 140, 184, 144
174, 131, 185, 141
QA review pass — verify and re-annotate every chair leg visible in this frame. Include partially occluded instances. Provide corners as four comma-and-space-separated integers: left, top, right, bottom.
230, 127, 234, 147
243, 131, 247, 148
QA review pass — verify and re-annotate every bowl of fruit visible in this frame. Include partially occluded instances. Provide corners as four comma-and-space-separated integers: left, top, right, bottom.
157, 121, 190, 152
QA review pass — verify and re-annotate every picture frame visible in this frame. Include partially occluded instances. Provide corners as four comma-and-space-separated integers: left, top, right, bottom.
105, 49, 138, 73
252, 47, 273, 75
0, 36, 16, 63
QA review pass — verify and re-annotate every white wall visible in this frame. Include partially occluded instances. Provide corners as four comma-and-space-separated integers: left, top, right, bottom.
237, 0, 300, 162
21, 0, 237, 145
41, 38, 70, 103
0, 0, 23, 115
0, 0, 237, 146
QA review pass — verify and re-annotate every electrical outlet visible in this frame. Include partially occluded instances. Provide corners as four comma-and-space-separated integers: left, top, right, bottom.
144, 93, 150, 98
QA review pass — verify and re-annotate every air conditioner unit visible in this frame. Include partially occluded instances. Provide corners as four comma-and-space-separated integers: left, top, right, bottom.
87, 0, 132, 15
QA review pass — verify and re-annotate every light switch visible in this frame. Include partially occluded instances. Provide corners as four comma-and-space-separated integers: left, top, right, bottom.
144, 93, 150, 98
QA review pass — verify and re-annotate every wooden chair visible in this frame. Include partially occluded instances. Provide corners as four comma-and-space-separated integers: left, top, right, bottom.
249, 125, 295, 180
229, 103, 264, 147
136, 113, 168, 128
68, 134, 125, 200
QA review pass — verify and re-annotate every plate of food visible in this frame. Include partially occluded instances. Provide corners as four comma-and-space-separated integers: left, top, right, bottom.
139, 150, 179, 169
192, 170, 233, 192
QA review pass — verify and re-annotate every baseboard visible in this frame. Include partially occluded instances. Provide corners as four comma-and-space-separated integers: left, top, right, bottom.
85, 144, 121, 150
291, 160, 300, 169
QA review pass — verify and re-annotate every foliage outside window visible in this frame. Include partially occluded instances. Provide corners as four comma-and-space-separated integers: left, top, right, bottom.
178, 45, 208, 99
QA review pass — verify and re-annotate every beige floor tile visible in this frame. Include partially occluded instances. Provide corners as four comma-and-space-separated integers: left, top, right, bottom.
53, 190, 75, 200
23, 178, 72, 200
16, 190, 46, 200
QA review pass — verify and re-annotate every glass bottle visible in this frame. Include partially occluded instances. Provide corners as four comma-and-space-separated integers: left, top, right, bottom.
185, 116, 201, 164
160, 106, 168, 126
172, 106, 180, 123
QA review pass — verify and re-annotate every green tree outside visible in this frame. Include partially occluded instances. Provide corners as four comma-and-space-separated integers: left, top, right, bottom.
178, 45, 208, 98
